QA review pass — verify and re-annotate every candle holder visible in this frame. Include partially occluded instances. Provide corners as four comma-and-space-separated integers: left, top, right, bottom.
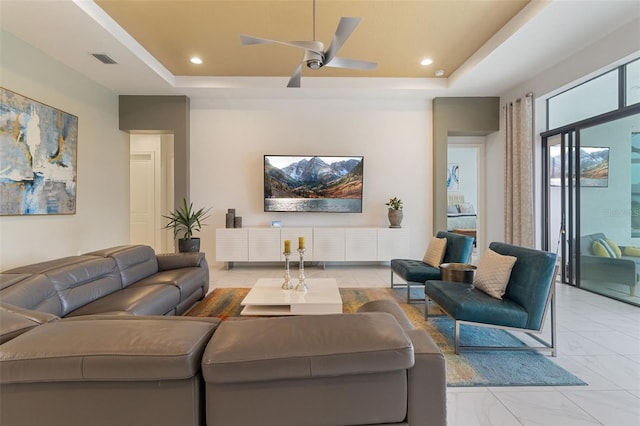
295, 248, 308, 293
281, 252, 293, 290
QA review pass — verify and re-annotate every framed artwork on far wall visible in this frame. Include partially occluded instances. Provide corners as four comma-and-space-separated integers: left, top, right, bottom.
0, 87, 78, 215
549, 146, 609, 187
447, 163, 459, 191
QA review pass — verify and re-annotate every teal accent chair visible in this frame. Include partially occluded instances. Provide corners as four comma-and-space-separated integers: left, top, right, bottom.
425, 242, 558, 356
391, 231, 474, 303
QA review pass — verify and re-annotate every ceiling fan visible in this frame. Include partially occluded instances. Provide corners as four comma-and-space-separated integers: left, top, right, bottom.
240, 0, 377, 88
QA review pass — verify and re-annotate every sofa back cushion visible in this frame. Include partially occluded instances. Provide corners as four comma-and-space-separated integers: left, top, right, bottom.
0, 274, 63, 316
436, 231, 474, 264
89, 245, 159, 288
45, 258, 122, 316
580, 233, 607, 255
489, 242, 557, 330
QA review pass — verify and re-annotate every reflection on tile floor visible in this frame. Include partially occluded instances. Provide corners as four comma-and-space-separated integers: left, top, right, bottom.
209, 263, 640, 426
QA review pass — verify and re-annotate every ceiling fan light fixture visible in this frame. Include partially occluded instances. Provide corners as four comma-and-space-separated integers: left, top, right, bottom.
306, 59, 322, 70
304, 48, 324, 70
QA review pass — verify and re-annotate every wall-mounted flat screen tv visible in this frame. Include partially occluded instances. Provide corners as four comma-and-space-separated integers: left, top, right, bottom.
264, 155, 364, 213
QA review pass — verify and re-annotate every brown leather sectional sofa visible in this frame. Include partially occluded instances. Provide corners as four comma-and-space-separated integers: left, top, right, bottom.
0, 245, 446, 426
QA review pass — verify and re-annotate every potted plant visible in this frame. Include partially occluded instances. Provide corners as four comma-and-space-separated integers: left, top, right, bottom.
163, 198, 212, 252
386, 197, 403, 228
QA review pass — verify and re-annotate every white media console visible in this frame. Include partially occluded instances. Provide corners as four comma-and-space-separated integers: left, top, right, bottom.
215, 227, 410, 265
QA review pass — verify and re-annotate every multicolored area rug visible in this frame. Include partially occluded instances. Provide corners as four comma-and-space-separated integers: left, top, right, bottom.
188, 287, 586, 387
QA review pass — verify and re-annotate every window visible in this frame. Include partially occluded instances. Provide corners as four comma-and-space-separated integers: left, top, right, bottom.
548, 70, 618, 129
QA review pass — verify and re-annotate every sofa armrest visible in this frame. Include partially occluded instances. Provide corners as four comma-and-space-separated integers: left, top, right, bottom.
406, 329, 447, 426
581, 254, 636, 285
156, 252, 205, 271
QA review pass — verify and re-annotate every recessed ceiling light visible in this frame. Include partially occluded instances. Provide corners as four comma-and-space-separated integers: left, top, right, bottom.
435, 70, 445, 77
190, 57, 203, 65
420, 58, 433, 66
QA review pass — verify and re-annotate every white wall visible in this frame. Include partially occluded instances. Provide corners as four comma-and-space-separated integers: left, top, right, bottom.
0, 31, 129, 269
190, 98, 432, 265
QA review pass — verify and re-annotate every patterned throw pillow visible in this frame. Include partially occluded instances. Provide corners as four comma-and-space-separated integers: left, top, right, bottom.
473, 249, 517, 300
423, 237, 447, 268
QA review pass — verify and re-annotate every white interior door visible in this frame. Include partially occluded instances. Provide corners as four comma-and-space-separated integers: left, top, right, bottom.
130, 152, 158, 249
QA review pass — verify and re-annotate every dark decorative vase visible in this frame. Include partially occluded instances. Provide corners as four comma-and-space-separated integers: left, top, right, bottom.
388, 209, 403, 228
178, 238, 200, 253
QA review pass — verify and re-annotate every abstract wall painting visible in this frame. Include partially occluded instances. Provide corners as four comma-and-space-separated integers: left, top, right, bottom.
447, 163, 459, 192
0, 88, 78, 215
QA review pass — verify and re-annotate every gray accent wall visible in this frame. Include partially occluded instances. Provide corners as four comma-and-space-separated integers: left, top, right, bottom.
119, 96, 190, 208
432, 97, 500, 234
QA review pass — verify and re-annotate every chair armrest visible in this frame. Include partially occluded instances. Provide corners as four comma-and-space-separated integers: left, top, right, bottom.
156, 252, 205, 271
405, 329, 447, 426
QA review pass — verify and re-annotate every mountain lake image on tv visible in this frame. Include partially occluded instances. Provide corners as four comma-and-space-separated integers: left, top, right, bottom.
264, 155, 364, 213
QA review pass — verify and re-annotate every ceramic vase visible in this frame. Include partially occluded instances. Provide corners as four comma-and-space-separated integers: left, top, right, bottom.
388, 209, 403, 228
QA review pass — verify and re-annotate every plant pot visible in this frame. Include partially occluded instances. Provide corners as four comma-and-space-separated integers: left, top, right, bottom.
388, 209, 403, 228
178, 238, 200, 253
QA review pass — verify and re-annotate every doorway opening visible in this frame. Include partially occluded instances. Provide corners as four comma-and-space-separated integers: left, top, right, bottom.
129, 133, 174, 253
447, 137, 486, 258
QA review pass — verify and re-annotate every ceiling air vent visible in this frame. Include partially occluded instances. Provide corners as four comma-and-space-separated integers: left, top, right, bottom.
91, 53, 118, 65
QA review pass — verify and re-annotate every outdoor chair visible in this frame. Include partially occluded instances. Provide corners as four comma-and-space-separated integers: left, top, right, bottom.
425, 242, 558, 356
390, 231, 474, 303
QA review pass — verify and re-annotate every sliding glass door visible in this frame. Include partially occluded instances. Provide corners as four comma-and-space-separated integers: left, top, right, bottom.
543, 110, 640, 306
578, 114, 640, 305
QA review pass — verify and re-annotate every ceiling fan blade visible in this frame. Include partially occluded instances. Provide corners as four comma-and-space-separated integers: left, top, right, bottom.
324, 57, 377, 70
287, 63, 303, 88
324, 17, 362, 63
240, 35, 323, 54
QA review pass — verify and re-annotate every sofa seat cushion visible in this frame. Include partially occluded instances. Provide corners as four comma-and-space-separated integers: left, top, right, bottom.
0, 317, 219, 384
65, 284, 180, 317
391, 259, 441, 283
425, 281, 528, 329
203, 312, 414, 384
129, 268, 205, 302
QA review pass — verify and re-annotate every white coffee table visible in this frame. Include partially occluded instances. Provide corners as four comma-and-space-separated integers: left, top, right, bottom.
240, 278, 342, 316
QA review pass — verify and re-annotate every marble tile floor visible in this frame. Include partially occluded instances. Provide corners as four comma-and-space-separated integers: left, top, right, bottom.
209, 263, 640, 426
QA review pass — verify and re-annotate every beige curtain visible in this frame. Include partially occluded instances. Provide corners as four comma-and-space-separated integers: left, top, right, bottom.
504, 93, 534, 247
